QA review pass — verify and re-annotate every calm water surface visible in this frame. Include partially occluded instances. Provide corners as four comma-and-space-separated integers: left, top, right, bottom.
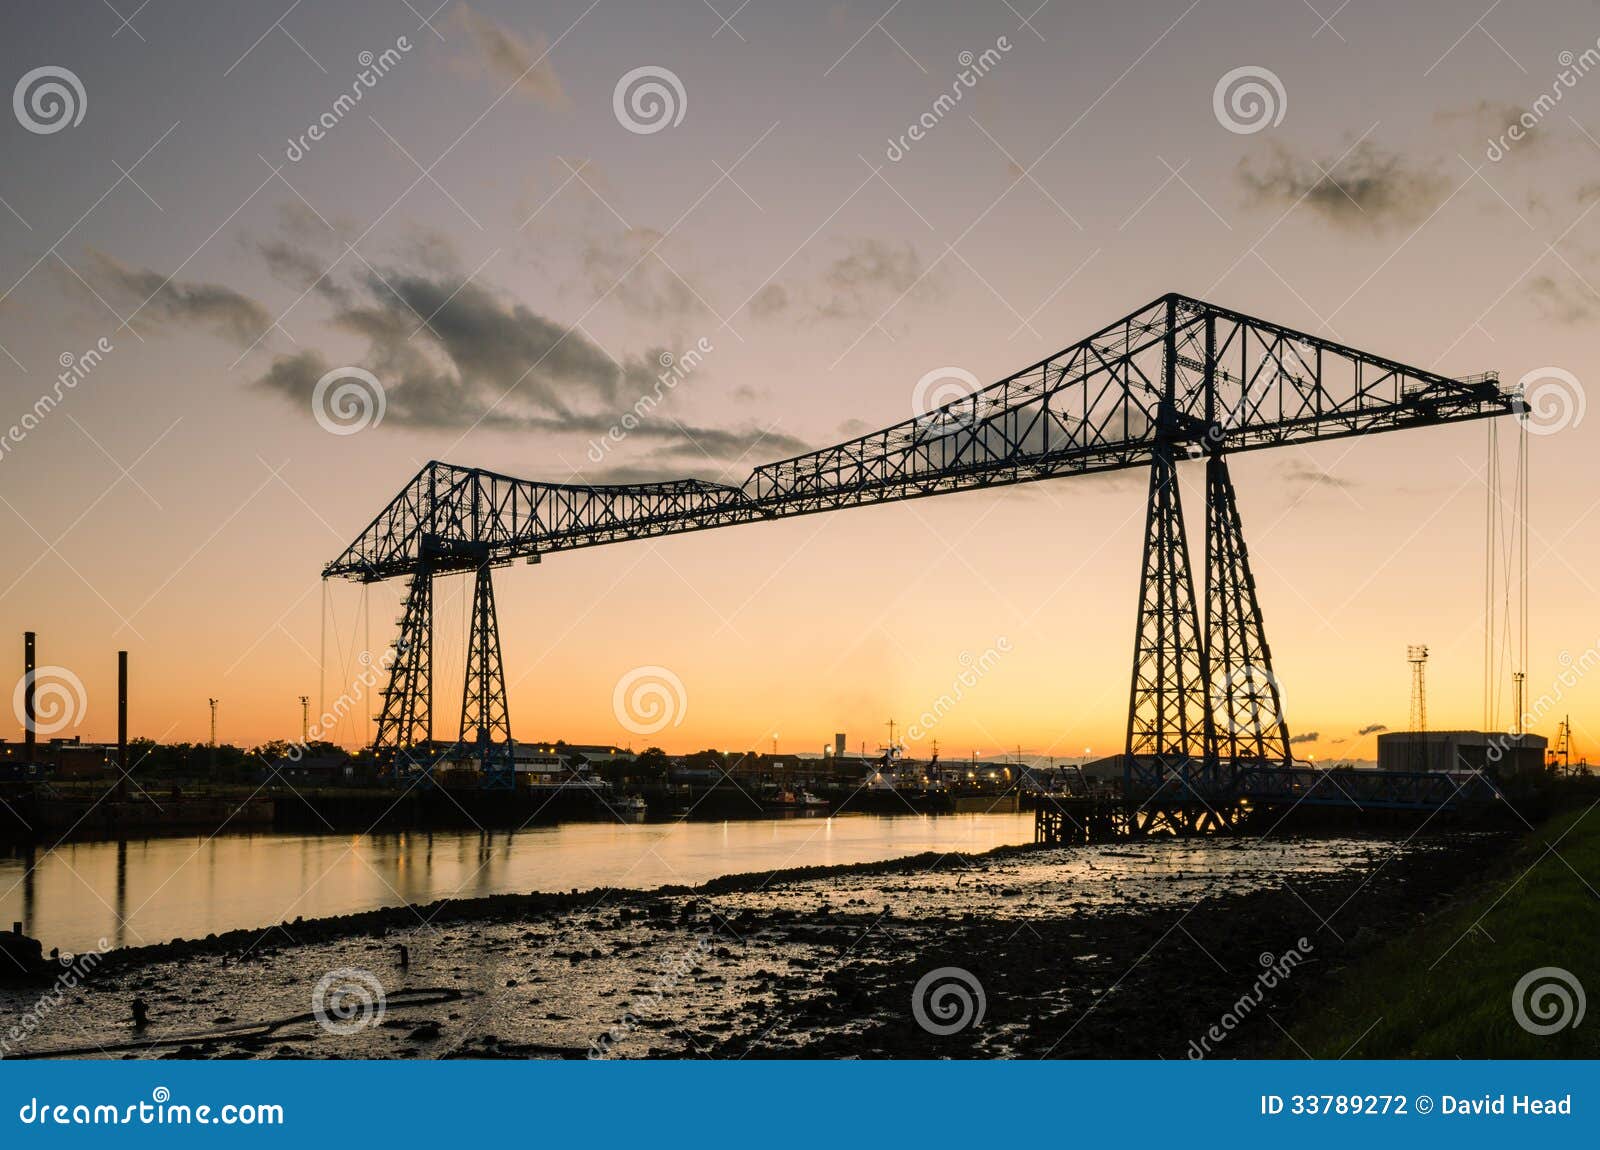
0, 813, 1036, 953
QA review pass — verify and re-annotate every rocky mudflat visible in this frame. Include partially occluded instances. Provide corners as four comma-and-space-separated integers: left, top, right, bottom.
0, 831, 1511, 1060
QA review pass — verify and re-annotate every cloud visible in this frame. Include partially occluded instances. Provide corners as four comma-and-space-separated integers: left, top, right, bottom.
1279, 458, 1357, 491
1527, 274, 1597, 324
89, 251, 270, 346
1357, 723, 1387, 736
747, 283, 789, 319
1289, 731, 1319, 745
1436, 99, 1553, 155
455, 5, 567, 108
1236, 141, 1446, 230
580, 229, 699, 320
818, 238, 929, 319
252, 265, 807, 464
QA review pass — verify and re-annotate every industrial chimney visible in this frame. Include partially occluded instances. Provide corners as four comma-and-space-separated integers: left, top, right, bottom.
117, 650, 128, 802
22, 632, 35, 763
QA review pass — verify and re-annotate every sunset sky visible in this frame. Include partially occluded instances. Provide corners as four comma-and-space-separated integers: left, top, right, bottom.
1, 0, 1597, 764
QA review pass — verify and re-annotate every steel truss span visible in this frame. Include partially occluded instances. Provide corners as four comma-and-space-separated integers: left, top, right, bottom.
322, 292, 1516, 787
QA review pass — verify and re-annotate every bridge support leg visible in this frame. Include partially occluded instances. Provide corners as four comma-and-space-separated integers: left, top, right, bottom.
460, 563, 514, 790
374, 565, 433, 782
1125, 443, 1214, 794
1204, 452, 1291, 768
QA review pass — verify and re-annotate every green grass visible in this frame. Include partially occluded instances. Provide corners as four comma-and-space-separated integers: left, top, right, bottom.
1285, 803, 1600, 1058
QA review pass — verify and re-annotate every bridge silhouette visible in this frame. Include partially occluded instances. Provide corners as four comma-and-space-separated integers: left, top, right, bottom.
323, 293, 1517, 831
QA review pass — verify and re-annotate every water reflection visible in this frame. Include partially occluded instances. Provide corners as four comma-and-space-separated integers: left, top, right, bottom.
0, 813, 1035, 953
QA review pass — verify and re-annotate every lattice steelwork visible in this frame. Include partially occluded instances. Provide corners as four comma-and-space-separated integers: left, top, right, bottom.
372, 566, 432, 768
1126, 443, 1212, 772
460, 564, 513, 789
324, 293, 1515, 775
1205, 452, 1291, 766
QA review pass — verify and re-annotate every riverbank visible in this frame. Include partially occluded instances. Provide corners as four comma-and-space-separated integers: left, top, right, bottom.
1270, 802, 1599, 1058
1, 827, 1522, 1059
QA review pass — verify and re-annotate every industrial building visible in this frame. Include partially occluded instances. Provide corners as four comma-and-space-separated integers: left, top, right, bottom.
1376, 730, 1547, 775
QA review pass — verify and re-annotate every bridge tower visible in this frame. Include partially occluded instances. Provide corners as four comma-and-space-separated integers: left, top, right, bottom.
460, 563, 514, 789
1204, 452, 1291, 767
1125, 440, 1213, 788
374, 565, 434, 779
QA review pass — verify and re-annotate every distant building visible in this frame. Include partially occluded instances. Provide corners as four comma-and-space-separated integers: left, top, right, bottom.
0, 737, 117, 777
1376, 730, 1547, 775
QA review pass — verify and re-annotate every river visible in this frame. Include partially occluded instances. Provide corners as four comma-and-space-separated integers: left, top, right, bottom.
0, 812, 1037, 954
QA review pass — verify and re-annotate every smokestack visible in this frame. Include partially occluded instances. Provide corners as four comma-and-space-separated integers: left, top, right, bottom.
117, 651, 128, 802
23, 632, 35, 762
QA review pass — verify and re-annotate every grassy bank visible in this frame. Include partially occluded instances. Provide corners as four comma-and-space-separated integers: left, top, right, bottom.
1283, 801, 1600, 1057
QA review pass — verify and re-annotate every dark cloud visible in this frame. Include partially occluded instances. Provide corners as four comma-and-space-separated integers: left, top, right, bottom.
1357, 723, 1387, 736
90, 251, 270, 346
1236, 141, 1446, 230
454, 5, 567, 108
257, 239, 351, 308
1289, 731, 1319, 745
1279, 458, 1357, 491
252, 262, 807, 463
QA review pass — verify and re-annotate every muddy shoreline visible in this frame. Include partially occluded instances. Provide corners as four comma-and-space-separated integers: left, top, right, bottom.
3, 830, 1515, 1059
